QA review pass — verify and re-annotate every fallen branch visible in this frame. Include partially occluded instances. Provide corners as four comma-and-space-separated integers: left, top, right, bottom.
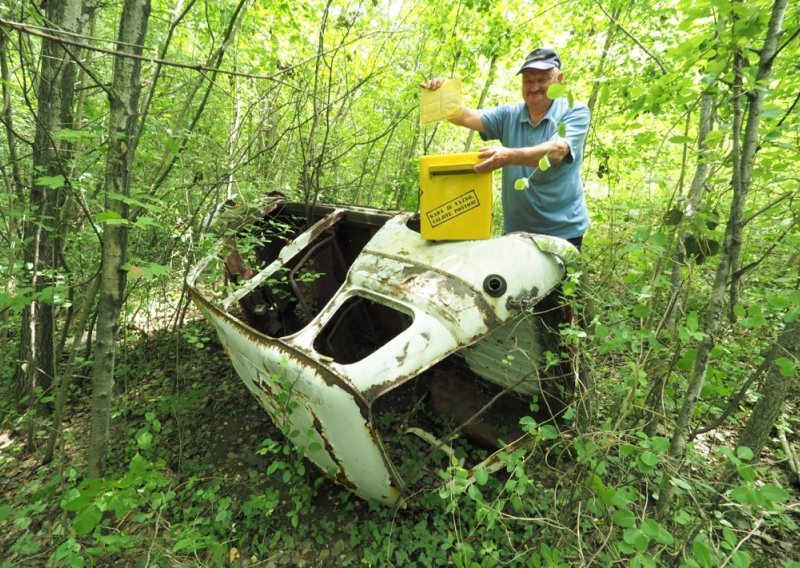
777, 427, 800, 484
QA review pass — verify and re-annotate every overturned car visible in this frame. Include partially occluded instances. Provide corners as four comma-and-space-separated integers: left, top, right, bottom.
186, 197, 579, 506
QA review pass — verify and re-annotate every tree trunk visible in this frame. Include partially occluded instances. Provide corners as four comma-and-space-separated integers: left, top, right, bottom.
43, 276, 100, 464
0, 30, 25, 384
16, 0, 82, 442
737, 317, 798, 459
643, 93, 715, 437
87, 0, 150, 478
657, 0, 789, 517
586, 5, 622, 116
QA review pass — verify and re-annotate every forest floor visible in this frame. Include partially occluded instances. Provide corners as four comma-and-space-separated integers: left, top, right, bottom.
0, 318, 394, 566
2, 316, 799, 566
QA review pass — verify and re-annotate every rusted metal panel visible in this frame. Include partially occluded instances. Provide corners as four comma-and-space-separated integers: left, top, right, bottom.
187, 198, 577, 505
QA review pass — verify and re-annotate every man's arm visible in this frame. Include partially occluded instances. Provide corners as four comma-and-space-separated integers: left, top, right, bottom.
419, 79, 485, 133
475, 141, 569, 173
475, 103, 589, 173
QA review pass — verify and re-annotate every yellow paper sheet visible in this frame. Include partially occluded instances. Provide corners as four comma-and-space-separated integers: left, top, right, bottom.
419, 78, 463, 126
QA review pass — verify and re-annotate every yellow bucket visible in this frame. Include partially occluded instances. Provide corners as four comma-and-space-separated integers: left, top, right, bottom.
419, 153, 492, 240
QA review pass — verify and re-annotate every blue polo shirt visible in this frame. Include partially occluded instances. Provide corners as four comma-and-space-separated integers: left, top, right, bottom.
478, 98, 590, 239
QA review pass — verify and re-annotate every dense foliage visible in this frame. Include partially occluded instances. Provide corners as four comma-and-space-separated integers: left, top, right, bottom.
0, 0, 798, 565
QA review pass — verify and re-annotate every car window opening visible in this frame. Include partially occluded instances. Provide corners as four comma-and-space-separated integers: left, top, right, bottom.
314, 296, 414, 364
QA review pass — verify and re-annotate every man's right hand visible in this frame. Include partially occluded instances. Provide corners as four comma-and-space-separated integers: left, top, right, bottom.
419, 78, 445, 90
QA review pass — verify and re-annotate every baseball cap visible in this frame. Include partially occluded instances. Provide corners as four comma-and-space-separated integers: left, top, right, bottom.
517, 48, 562, 73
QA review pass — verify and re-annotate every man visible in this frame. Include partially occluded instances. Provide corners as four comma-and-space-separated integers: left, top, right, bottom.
420, 48, 590, 250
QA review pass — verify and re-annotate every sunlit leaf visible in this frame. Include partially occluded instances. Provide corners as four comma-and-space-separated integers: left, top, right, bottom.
547, 83, 565, 99
538, 155, 551, 171
136, 430, 153, 450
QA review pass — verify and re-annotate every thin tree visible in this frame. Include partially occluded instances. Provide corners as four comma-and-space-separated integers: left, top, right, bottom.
16, 0, 82, 446
656, 0, 789, 517
87, 0, 150, 477
0, 29, 26, 383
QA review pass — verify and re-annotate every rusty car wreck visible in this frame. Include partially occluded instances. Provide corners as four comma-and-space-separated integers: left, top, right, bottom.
186, 197, 579, 506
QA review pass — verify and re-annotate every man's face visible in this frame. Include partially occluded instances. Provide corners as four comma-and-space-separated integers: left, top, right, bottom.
521, 68, 562, 107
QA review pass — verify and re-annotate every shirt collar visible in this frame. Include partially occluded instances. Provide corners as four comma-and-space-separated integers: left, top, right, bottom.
520, 98, 564, 126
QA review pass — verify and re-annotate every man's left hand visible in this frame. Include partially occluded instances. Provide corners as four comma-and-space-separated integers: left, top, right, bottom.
475, 146, 511, 173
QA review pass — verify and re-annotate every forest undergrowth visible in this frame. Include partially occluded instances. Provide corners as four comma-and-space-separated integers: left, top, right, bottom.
1, 300, 798, 567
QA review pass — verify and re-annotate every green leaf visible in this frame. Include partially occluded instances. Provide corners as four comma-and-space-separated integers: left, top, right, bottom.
173, 535, 205, 553
736, 446, 754, 461
123, 262, 170, 281
669, 135, 695, 144
54, 538, 82, 565
538, 155, 551, 171
547, 83, 566, 99
612, 508, 636, 528
129, 452, 151, 476
133, 216, 160, 229
767, 296, 789, 309
741, 315, 766, 329
62, 479, 104, 512
72, 505, 101, 536
760, 484, 789, 503
96, 210, 129, 225
514, 177, 528, 191
692, 538, 714, 567
136, 430, 153, 450
729, 486, 760, 506
0, 504, 12, 521
737, 465, 756, 482
610, 486, 636, 508
631, 554, 657, 568
775, 357, 796, 378
466, 484, 483, 501
730, 551, 750, 568
641, 518, 674, 545
673, 509, 692, 525
540, 424, 560, 440
623, 527, 650, 552
35, 174, 66, 189
557, 122, 567, 137
651, 436, 670, 453
473, 467, 489, 486
639, 451, 660, 466
56, 128, 94, 141
671, 477, 693, 491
